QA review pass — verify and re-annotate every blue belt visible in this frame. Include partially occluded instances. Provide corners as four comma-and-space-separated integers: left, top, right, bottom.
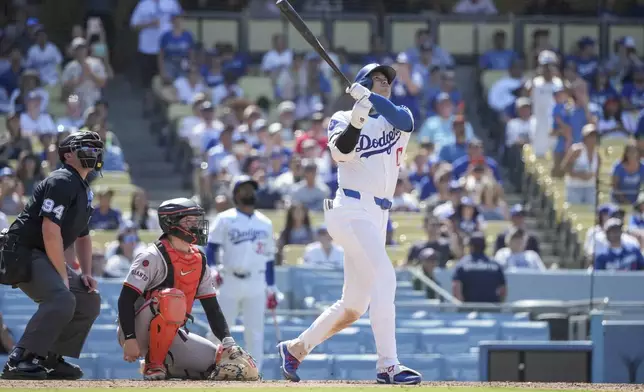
343, 188, 392, 210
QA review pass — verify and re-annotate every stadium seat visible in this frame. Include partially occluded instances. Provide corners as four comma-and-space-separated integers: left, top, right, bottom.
99, 358, 142, 379
391, 21, 428, 54
432, 312, 478, 321
294, 354, 332, 380
332, 354, 378, 380
264, 326, 305, 353
395, 328, 421, 355
523, 24, 560, 63
562, 24, 599, 55
202, 19, 240, 49
75, 354, 100, 379
323, 327, 368, 354
333, 20, 371, 53
260, 355, 281, 380
421, 328, 471, 355
480, 312, 530, 321
448, 320, 500, 347
477, 23, 513, 54
500, 321, 550, 341
444, 353, 479, 381
86, 324, 120, 354
439, 23, 474, 56
239, 76, 274, 103
397, 319, 445, 329
248, 20, 282, 52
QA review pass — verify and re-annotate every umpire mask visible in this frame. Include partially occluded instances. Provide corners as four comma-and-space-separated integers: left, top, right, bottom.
58, 131, 104, 171
158, 198, 209, 246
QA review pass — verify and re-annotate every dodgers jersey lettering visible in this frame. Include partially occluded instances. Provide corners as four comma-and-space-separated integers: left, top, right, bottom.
328, 108, 414, 198
208, 209, 275, 274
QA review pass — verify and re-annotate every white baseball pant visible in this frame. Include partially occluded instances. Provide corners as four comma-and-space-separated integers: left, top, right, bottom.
295, 191, 399, 369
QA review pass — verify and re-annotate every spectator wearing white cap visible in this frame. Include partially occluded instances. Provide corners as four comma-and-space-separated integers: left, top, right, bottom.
8, 69, 50, 115
19, 91, 55, 136
190, 100, 224, 155
25, 27, 62, 86
594, 218, 644, 271
276, 100, 297, 141
55, 94, 84, 130
303, 225, 344, 269
505, 97, 534, 148
61, 37, 107, 111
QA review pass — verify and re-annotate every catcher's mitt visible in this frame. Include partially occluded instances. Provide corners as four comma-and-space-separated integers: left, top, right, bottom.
209, 344, 260, 381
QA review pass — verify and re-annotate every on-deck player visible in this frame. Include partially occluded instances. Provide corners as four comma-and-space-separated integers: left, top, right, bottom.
205, 175, 279, 372
277, 63, 422, 385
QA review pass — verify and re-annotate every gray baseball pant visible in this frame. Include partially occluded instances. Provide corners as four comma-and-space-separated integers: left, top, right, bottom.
16, 250, 101, 358
117, 302, 219, 379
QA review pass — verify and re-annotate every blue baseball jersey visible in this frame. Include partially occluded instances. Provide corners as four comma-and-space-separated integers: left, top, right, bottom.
594, 244, 644, 271
589, 85, 619, 107
453, 255, 506, 303
159, 30, 194, 61
452, 155, 502, 183
611, 159, 644, 204
621, 83, 644, 109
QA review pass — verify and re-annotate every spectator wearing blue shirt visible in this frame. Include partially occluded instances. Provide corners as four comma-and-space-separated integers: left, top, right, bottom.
552, 80, 600, 177
406, 29, 454, 68
621, 66, 644, 110
589, 68, 619, 107
629, 193, 644, 232
417, 93, 474, 151
611, 142, 644, 205
594, 218, 644, 271
390, 52, 423, 124
452, 232, 507, 303
426, 69, 463, 117
0, 48, 25, 110
202, 54, 223, 88
479, 30, 518, 71
438, 115, 469, 164
452, 139, 502, 183
89, 187, 122, 230
568, 37, 599, 83
217, 43, 248, 80
206, 126, 233, 177
158, 12, 194, 81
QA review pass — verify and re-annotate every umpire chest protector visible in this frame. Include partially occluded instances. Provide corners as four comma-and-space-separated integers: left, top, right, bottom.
148, 239, 207, 314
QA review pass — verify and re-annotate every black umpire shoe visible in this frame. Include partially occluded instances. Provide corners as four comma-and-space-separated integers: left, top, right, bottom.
1, 347, 47, 380
43, 354, 83, 380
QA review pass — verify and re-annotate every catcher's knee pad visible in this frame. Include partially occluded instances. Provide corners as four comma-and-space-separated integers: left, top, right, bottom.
148, 288, 187, 365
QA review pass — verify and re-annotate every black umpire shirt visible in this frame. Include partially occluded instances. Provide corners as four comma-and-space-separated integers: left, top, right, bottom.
8, 164, 93, 251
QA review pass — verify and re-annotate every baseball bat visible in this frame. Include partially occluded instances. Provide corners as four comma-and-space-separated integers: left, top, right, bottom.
275, 0, 352, 88
272, 308, 282, 342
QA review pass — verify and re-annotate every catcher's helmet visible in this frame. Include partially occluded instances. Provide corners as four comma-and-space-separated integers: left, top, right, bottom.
158, 198, 208, 246
230, 175, 258, 202
58, 131, 104, 171
355, 63, 396, 90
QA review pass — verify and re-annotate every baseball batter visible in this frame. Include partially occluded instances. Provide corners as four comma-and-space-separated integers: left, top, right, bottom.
278, 63, 422, 385
205, 176, 279, 373
116, 198, 258, 381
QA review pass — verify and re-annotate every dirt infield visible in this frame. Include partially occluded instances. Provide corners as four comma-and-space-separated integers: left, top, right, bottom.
0, 380, 641, 391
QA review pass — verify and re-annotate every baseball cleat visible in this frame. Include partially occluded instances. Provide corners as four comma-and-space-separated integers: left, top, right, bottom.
43, 355, 83, 380
376, 364, 422, 385
0, 348, 46, 380
143, 363, 167, 381
277, 342, 301, 382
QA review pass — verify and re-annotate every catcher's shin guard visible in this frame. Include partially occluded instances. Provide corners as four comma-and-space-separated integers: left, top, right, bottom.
147, 288, 187, 368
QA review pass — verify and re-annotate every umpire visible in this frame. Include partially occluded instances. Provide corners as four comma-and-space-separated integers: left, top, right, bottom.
0, 131, 104, 380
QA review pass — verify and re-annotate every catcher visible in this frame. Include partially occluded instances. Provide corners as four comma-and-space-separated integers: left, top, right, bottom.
116, 198, 259, 381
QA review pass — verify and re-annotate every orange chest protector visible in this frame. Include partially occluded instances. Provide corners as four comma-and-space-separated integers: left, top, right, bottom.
151, 239, 206, 314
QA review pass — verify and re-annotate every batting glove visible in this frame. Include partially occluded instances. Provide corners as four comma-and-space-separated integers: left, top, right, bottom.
350, 98, 373, 129
266, 285, 281, 310
346, 83, 371, 102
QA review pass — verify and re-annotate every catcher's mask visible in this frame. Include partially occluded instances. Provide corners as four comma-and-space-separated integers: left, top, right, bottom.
158, 198, 208, 246
58, 131, 104, 171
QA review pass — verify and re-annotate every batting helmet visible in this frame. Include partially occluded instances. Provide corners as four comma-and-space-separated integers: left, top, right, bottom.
355, 63, 396, 90
158, 198, 208, 246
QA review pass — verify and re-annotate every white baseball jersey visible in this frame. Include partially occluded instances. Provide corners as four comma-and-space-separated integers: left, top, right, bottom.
303, 242, 344, 269
528, 75, 563, 156
207, 208, 275, 276
327, 107, 414, 199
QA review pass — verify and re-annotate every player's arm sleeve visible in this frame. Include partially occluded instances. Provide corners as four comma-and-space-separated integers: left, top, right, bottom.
200, 296, 231, 341
327, 114, 358, 162
367, 93, 414, 132
206, 216, 226, 266
117, 284, 140, 340
265, 223, 276, 286
39, 178, 73, 227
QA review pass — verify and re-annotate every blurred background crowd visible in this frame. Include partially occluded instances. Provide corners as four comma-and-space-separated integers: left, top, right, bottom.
0, 0, 643, 299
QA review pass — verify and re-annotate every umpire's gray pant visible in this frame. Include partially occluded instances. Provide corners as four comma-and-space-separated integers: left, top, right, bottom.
16, 250, 101, 358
